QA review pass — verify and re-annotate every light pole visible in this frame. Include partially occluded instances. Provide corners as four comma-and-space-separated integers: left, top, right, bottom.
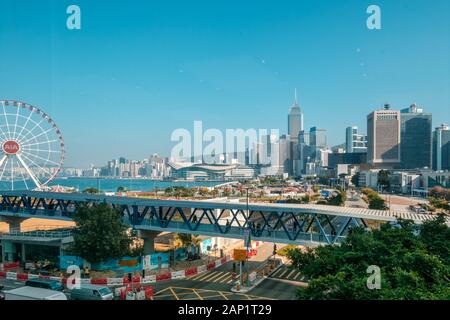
244, 187, 251, 288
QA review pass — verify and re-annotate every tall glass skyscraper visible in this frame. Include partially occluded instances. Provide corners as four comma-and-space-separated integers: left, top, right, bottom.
400, 104, 432, 169
433, 124, 450, 171
288, 89, 303, 144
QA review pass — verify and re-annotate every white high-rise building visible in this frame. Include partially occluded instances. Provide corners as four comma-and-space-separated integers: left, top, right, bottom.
346, 126, 368, 153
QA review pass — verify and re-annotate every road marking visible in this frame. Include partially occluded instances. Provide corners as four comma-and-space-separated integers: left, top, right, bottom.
286, 269, 297, 279
218, 291, 229, 300
206, 272, 226, 282
169, 287, 180, 300
278, 268, 289, 278
198, 272, 221, 282
154, 287, 171, 296
216, 273, 232, 283
293, 272, 302, 280
192, 289, 204, 300
213, 272, 230, 283
271, 267, 284, 277
191, 271, 213, 281
189, 272, 208, 280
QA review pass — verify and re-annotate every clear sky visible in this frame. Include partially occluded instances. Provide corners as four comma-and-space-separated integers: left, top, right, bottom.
0, 0, 448, 167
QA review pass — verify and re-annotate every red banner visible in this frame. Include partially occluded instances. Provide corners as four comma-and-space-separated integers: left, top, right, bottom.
3, 262, 20, 270
90, 278, 107, 285
156, 273, 171, 282
17, 273, 29, 281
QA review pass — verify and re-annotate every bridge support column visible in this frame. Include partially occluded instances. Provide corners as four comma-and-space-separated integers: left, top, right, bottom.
0, 217, 28, 233
139, 231, 160, 255
21, 243, 26, 264
1, 242, 5, 263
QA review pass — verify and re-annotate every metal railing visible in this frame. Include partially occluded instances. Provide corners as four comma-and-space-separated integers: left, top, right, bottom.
2, 226, 75, 239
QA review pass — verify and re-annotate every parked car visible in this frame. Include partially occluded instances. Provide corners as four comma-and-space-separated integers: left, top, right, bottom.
3, 286, 67, 300
70, 284, 114, 300
25, 278, 64, 292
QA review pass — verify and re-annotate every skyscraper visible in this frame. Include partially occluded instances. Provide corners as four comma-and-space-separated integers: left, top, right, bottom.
433, 123, 450, 171
367, 104, 401, 167
400, 104, 432, 169
288, 89, 303, 144
310, 127, 327, 149
295, 130, 311, 176
346, 126, 367, 153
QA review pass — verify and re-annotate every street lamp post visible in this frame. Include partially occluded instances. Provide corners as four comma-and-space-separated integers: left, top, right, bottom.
245, 187, 251, 288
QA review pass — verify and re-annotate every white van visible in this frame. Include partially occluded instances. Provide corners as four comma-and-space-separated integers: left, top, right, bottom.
70, 284, 114, 300
3, 286, 68, 300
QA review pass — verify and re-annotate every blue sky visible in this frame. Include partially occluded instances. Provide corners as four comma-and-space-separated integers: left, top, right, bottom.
0, 0, 448, 167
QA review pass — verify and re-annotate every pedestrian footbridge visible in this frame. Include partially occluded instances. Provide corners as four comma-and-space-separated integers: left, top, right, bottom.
0, 191, 446, 246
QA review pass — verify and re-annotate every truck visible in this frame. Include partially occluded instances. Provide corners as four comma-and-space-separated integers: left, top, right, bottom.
2, 286, 68, 300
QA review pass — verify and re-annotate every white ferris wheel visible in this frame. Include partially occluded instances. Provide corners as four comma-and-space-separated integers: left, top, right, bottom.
0, 100, 65, 191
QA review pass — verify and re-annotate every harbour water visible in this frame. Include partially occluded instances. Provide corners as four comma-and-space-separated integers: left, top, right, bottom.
0, 178, 225, 193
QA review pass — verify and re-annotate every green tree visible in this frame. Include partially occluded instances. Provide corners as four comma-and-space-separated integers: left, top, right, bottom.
351, 173, 360, 187
327, 189, 346, 207
82, 187, 100, 194
368, 196, 386, 210
377, 170, 390, 190
287, 218, 450, 300
117, 186, 127, 193
69, 203, 134, 264
361, 188, 386, 210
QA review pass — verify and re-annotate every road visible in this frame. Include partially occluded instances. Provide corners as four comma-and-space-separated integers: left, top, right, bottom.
0, 243, 305, 300
148, 242, 302, 300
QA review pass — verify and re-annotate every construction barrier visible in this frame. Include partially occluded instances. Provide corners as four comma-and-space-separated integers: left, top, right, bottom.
107, 278, 124, 286
171, 270, 185, 280
0, 255, 232, 288
197, 265, 207, 273
17, 273, 28, 281
91, 278, 107, 285
2, 262, 20, 271
185, 267, 197, 277
141, 275, 156, 284
155, 272, 171, 282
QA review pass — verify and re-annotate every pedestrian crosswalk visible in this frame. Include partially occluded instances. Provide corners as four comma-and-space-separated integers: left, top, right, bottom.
189, 271, 236, 284
269, 265, 306, 282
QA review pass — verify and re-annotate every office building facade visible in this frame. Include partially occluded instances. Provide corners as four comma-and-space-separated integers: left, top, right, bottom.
433, 123, 450, 171
288, 89, 303, 144
367, 105, 401, 166
346, 126, 367, 153
400, 104, 432, 169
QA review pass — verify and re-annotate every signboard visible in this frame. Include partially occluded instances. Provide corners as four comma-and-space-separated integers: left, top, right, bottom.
233, 249, 247, 262
143, 255, 151, 271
